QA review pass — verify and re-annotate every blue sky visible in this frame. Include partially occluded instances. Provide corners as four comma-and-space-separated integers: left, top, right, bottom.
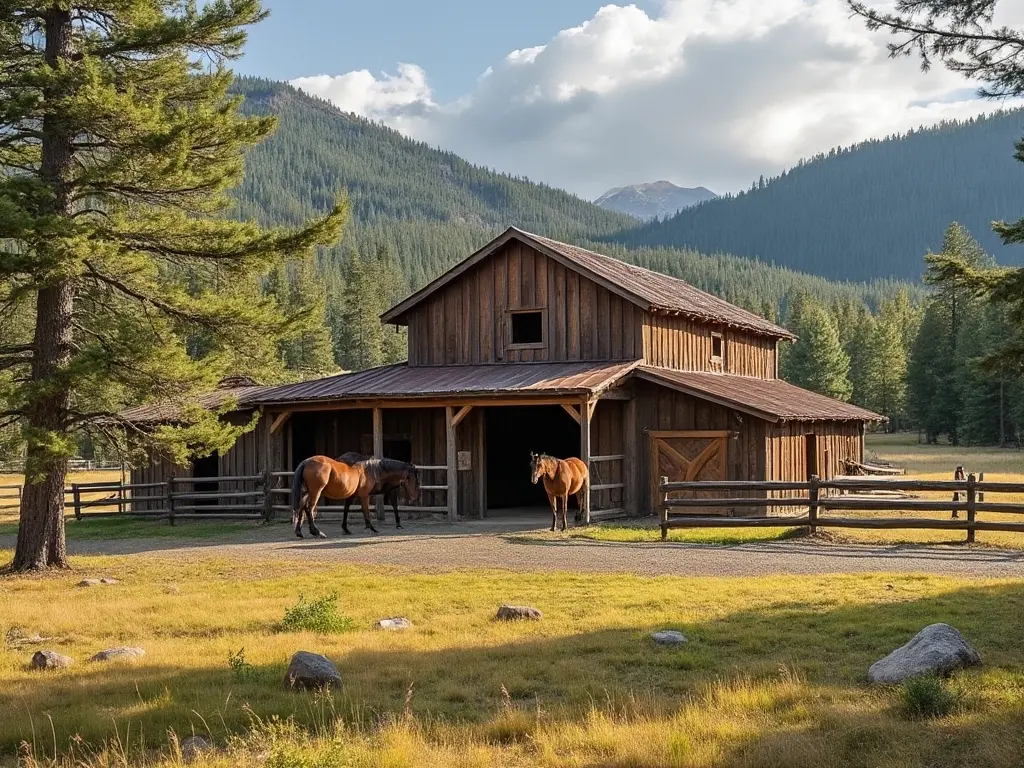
238, 1, 658, 103
235, 1, 1009, 198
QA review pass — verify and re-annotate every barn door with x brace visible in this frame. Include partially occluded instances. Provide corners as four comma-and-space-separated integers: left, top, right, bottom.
650, 430, 730, 517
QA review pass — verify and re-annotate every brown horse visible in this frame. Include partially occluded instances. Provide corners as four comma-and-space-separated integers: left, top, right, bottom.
529, 452, 589, 532
337, 452, 416, 533
290, 455, 419, 538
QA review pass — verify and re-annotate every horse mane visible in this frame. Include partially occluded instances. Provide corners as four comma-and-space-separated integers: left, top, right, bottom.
354, 457, 417, 486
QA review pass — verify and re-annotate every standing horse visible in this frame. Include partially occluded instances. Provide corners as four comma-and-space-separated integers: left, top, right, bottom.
337, 452, 417, 533
529, 452, 589, 532
290, 455, 419, 538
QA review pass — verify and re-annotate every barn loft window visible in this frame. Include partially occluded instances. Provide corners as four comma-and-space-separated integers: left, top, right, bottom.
711, 332, 724, 362
510, 310, 545, 347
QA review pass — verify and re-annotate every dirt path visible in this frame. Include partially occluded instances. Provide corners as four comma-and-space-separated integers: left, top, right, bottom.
13, 518, 1024, 578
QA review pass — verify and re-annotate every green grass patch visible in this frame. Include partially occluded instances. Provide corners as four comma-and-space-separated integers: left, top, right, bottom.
279, 592, 356, 634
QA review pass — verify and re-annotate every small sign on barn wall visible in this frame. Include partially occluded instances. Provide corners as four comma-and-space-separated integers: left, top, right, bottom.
458, 451, 472, 470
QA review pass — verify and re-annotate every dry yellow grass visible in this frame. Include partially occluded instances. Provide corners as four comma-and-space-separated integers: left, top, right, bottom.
0, 470, 123, 525
1, 552, 1023, 767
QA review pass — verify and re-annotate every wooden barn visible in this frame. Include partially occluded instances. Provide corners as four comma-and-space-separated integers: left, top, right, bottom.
128, 227, 884, 521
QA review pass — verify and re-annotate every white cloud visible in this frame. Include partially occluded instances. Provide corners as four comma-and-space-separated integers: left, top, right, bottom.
291, 0, 1024, 199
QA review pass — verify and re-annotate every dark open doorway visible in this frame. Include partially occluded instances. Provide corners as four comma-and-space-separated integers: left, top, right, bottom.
485, 405, 580, 512
191, 452, 219, 506
805, 433, 819, 479
291, 413, 319, 469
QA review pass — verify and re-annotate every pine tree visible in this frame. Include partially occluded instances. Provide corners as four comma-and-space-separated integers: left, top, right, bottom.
862, 299, 909, 428
844, 305, 877, 408
0, 2, 346, 571
265, 259, 337, 377
781, 298, 853, 401
907, 303, 947, 443
332, 250, 384, 371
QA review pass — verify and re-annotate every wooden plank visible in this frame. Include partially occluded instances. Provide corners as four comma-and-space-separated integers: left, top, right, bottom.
598, 287, 610, 359
446, 406, 458, 522
625, 397, 637, 516
567, 270, 580, 359
451, 404, 473, 427
561, 403, 582, 425
269, 411, 291, 435
581, 396, 592, 524
373, 407, 384, 520
494, 247, 508, 360
553, 263, 567, 360
479, 260, 493, 362
476, 409, 487, 518
521, 243, 534, 308
609, 295, 623, 360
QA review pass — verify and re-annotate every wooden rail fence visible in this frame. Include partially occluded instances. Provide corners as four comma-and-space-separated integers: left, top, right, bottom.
658, 474, 1024, 543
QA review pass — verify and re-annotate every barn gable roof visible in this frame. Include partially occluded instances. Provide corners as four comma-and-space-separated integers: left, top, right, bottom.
381, 227, 795, 340
118, 377, 269, 425
634, 367, 886, 423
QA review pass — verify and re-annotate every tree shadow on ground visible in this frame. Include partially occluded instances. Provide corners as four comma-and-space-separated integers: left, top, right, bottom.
3, 582, 1023, 766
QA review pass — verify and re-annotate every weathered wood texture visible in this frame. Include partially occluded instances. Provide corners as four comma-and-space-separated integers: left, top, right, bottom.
642, 312, 777, 377
766, 420, 862, 491
632, 380, 765, 515
407, 241, 640, 365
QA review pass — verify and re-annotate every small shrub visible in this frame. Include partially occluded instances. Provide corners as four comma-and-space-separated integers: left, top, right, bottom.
900, 675, 959, 718
280, 592, 355, 634
228, 647, 256, 681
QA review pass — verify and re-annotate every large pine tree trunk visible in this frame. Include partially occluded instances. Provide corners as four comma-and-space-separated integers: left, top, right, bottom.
12, 6, 74, 572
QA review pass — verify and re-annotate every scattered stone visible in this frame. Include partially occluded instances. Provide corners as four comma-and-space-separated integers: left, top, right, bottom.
91, 647, 146, 663
496, 605, 543, 621
31, 650, 73, 670
284, 651, 342, 690
651, 630, 688, 646
78, 579, 101, 587
180, 735, 212, 762
868, 623, 981, 685
375, 617, 413, 631
99, 578, 120, 585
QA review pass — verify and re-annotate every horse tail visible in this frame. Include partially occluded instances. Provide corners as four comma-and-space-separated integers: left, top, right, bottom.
291, 459, 308, 521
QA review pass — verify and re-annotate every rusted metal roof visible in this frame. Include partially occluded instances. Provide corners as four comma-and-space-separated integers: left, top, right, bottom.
246, 361, 639, 405
119, 380, 269, 424
382, 227, 794, 340
635, 366, 886, 423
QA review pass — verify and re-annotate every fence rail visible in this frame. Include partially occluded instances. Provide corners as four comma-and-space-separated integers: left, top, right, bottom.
658, 474, 1024, 543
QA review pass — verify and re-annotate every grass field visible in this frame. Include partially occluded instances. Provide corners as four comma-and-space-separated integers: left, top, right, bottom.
578, 432, 1024, 548
1, 554, 1023, 767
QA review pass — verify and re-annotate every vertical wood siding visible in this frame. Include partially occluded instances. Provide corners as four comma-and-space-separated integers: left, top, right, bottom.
641, 313, 777, 378
765, 420, 864, 485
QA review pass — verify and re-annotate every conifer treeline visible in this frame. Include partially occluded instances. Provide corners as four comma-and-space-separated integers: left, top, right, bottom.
780, 224, 1024, 445
612, 111, 1024, 282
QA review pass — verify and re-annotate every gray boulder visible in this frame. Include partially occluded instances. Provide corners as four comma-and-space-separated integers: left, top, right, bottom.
180, 735, 212, 763
651, 630, 688, 646
496, 605, 542, 621
284, 651, 342, 690
91, 647, 145, 663
868, 623, 981, 685
78, 579, 101, 587
375, 617, 413, 630
31, 650, 73, 670
100, 578, 120, 585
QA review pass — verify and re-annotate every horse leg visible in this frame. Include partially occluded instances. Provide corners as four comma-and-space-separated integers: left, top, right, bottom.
294, 491, 309, 538
360, 493, 378, 533
561, 493, 569, 531
306, 487, 327, 539
549, 493, 557, 532
391, 490, 402, 529
342, 497, 353, 535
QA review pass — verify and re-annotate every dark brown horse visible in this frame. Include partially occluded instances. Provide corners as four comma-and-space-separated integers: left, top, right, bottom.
290, 455, 419, 538
337, 452, 416, 533
529, 452, 589, 532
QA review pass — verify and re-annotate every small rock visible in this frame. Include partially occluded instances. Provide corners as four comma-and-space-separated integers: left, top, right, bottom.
91, 647, 146, 663
868, 623, 981, 685
496, 605, 543, 621
180, 735, 212, 762
375, 617, 413, 630
99, 578, 119, 585
78, 579, 101, 587
31, 650, 73, 670
284, 651, 342, 690
651, 630, 688, 646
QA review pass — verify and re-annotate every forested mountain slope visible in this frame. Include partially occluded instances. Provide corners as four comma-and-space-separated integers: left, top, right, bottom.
610, 111, 1024, 282
229, 77, 910, 312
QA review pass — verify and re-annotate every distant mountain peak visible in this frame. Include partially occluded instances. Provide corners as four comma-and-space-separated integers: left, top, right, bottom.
595, 181, 717, 220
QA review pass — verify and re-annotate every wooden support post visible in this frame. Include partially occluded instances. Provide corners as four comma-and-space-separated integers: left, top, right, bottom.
72, 484, 82, 521
625, 397, 637, 517
373, 406, 385, 521
979, 472, 985, 503
451, 405, 473, 428
660, 475, 669, 540
166, 474, 175, 526
966, 472, 977, 544
476, 410, 487, 519
808, 474, 820, 535
262, 467, 274, 523
580, 397, 592, 525
446, 406, 458, 522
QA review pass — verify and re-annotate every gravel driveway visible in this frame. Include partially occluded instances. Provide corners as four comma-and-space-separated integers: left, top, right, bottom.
30, 517, 1024, 578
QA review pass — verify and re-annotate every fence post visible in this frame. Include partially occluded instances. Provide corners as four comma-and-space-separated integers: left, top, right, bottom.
808, 474, 820, 535
966, 473, 976, 544
978, 472, 984, 503
659, 475, 669, 541
72, 484, 82, 521
262, 467, 274, 523
166, 475, 175, 526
